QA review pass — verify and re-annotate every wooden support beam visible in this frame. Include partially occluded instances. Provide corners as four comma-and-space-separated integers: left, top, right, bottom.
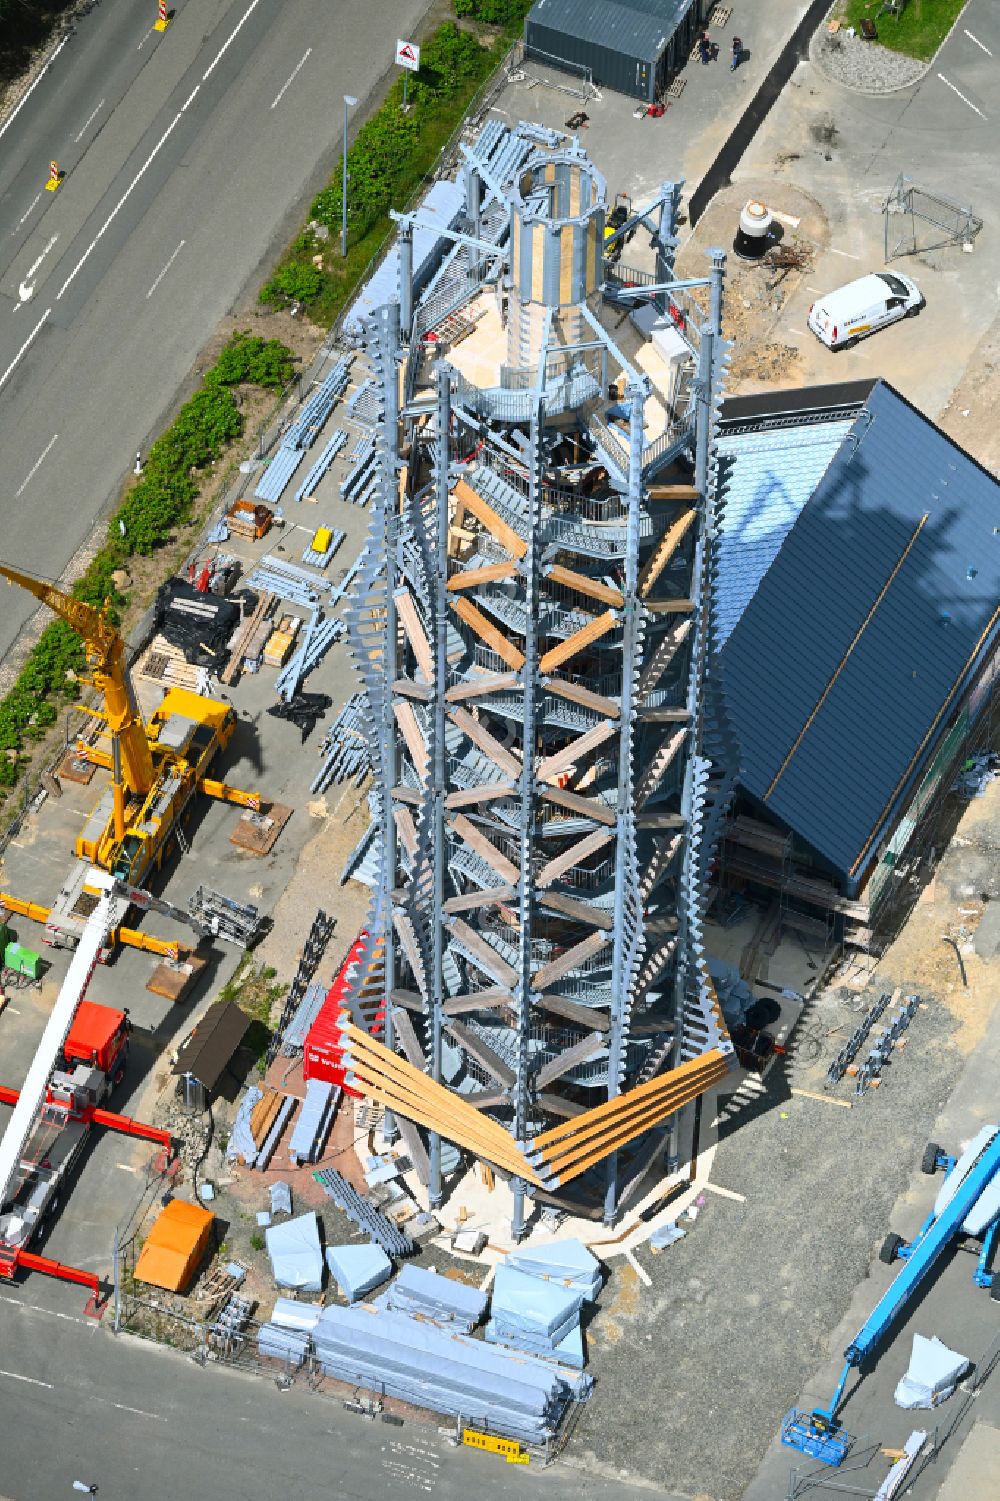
451, 477, 527, 559
537, 1092, 587, 1119
444, 1018, 515, 1088
464, 1089, 510, 1111
445, 673, 519, 703
533, 930, 611, 989
392, 677, 432, 702
444, 782, 518, 810
643, 597, 696, 615
537, 828, 615, 889
538, 785, 616, 827
536, 1031, 604, 1089
447, 562, 518, 591
443, 885, 518, 914
449, 707, 522, 779
536, 992, 610, 1032
449, 813, 519, 883
533, 1050, 725, 1155
647, 483, 699, 499
638, 509, 696, 598
539, 610, 618, 674
391, 785, 421, 806
390, 988, 424, 1013
391, 1006, 427, 1070
445, 916, 517, 988
443, 987, 512, 1016
544, 676, 620, 719
537, 718, 617, 783
449, 596, 525, 670
638, 707, 690, 722
543, 564, 623, 608
393, 805, 417, 858
537, 890, 614, 930
394, 588, 433, 680
393, 701, 428, 781
636, 811, 686, 829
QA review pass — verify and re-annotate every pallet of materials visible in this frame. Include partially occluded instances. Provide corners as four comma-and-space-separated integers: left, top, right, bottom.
135, 634, 209, 692
227, 500, 273, 540
230, 801, 292, 856
146, 951, 208, 1001
220, 590, 277, 685
263, 614, 302, 668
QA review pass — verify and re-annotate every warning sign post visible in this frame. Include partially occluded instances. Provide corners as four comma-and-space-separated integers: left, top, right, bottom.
394, 38, 420, 110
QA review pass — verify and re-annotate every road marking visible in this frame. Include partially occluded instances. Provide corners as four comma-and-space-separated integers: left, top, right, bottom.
115, 1161, 141, 1173
0, 35, 70, 145
16, 192, 42, 229
787, 328, 806, 337
703, 1180, 747, 1203
17, 233, 59, 302
182, 85, 200, 111
0, 307, 51, 394
829, 247, 860, 260
74, 97, 105, 142
56, 113, 183, 300
0, 1295, 92, 1326
112, 1402, 165, 1421
806, 285, 822, 293
146, 239, 186, 299
271, 49, 312, 110
0, 1368, 52, 1388
137, 24, 155, 50
937, 72, 987, 117
15, 434, 58, 496
203, 0, 264, 82
964, 29, 992, 56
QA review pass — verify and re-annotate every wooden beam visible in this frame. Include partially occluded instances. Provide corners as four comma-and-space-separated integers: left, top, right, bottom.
394, 588, 433, 680
643, 597, 695, 614
392, 677, 432, 702
450, 813, 519, 883
445, 673, 519, 703
390, 988, 424, 1013
393, 701, 428, 781
451, 477, 527, 559
392, 784, 421, 806
539, 610, 618, 674
445, 916, 517, 988
537, 718, 617, 782
443, 987, 512, 1016
638, 509, 696, 598
537, 828, 615, 889
447, 562, 518, 591
445, 1018, 515, 1088
444, 782, 517, 810
537, 890, 614, 930
533, 1050, 725, 1154
391, 1006, 427, 1069
533, 930, 611, 989
443, 885, 518, 914
544, 564, 623, 608
636, 811, 685, 829
537, 1092, 587, 1119
538, 785, 616, 827
449, 596, 525, 670
393, 805, 417, 858
647, 483, 699, 499
536, 1031, 604, 1089
544, 676, 620, 719
464, 1089, 510, 1111
536, 992, 610, 1032
449, 707, 522, 779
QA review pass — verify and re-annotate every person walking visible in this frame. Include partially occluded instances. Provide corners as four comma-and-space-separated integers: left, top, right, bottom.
698, 30, 712, 64
730, 35, 743, 71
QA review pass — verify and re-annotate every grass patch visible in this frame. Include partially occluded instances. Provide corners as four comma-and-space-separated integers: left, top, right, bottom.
837, 0, 966, 60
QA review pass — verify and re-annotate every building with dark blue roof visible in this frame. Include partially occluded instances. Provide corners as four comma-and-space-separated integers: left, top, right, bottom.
716, 379, 1000, 944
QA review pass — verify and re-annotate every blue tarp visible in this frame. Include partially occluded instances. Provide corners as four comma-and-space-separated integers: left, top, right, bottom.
265, 1211, 323, 1292
386, 1262, 489, 1331
504, 1239, 602, 1300
326, 1243, 393, 1303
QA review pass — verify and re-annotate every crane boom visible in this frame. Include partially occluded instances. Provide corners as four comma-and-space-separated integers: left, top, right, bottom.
0, 564, 155, 807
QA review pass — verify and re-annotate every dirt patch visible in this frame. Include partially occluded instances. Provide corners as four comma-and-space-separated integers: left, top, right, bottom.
588, 1261, 641, 1349
936, 313, 1000, 477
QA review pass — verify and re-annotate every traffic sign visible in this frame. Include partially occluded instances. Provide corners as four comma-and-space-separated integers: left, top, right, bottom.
395, 39, 420, 72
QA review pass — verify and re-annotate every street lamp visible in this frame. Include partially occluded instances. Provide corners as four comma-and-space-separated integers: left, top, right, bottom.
342, 94, 358, 259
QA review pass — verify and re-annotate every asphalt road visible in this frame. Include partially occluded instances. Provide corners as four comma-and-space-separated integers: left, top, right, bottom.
0, 1292, 662, 1501
0, 0, 430, 666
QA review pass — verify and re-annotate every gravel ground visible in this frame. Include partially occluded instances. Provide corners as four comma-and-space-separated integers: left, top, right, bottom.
812, 31, 926, 92
568, 990, 966, 1499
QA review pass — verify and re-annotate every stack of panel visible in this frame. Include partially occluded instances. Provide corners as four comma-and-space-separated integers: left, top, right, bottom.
504, 1239, 603, 1301
287, 1078, 339, 1165
383, 1263, 488, 1332
326, 1243, 393, 1303
311, 1303, 590, 1443
486, 1265, 585, 1369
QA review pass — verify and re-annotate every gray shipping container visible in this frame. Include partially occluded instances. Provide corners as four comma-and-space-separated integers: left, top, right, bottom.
525, 0, 707, 103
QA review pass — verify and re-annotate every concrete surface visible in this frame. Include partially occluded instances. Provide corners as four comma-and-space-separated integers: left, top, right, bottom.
0, 0, 433, 666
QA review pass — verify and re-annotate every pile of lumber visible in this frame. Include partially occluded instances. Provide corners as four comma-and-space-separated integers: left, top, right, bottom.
249, 1088, 285, 1151
135, 634, 209, 692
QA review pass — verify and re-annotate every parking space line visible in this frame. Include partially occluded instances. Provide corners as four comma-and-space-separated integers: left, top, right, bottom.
937, 73, 988, 118
15, 434, 58, 496
271, 49, 312, 110
829, 248, 860, 260
0, 1368, 52, 1388
964, 29, 992, 57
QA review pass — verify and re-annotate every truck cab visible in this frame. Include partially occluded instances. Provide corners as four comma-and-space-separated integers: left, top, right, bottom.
62, 1002, 130, 1093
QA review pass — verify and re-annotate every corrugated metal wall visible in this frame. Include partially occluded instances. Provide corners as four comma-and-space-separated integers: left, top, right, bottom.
525, 0, 707, 102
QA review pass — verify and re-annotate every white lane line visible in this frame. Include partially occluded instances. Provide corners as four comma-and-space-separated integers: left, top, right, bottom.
829, 247, 861, 260
16, 192, 42, 229
203, 0, 264, 81
0, 1368, 53, 1388
112, 1402, 165, 1421
136, 24, 155, 51
24, 234, 58, 282
182, 85, 200, 111
271, 48, 312, 110
0, 35, 70, 145
15, 434, 58, 496
0, 1294, 90, 1325
56, 113, 183, 300
146, 238, 186, 298
74, 97, 105, 142
964, 29, 992, 56
938, 72, 988, 117
0, 307, 51, 393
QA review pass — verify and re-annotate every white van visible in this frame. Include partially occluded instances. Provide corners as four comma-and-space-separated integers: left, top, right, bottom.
807, 271, 923, 350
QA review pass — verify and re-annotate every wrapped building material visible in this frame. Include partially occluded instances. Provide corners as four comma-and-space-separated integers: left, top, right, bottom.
266, 1211, 324, 1292
270, 1297, 322, 1333
385, 1263, 488, 1332
326, 1243, 393, 1303
504, 1239, 603, 1300
257, 1323, 311, 1366
894, 1334, 969, 1409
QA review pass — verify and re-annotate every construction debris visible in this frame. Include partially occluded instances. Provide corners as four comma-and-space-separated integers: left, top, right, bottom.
894, 1334, 969, 1409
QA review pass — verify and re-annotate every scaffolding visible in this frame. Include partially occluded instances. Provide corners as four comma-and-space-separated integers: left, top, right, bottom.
883, 174, 983, 262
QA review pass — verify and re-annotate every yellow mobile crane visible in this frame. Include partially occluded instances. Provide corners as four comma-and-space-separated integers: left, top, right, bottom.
0, 566, 259, 898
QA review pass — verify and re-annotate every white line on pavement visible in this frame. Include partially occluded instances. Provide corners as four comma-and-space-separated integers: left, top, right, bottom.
203, 0, 264, 82
112, 1402, 166, 1421
0, 307, 50, 394
16, 192, 42, 229
24, 234, 58, 282
938, 72, 988, 117
146, 238, 186, 298
15, 434, 58, 496
0, 1294, 92, 1325
136, 25, 154, 51
829, 247, 861, 260
271, 49, 312, 110
786, 329, 806, 337
964, 29, 993, 56
182, 85, 200, 111
0, 1368, 53, 1388
74, 97, 105, 142
0, 35, 70, 145
56, 113, 183, 300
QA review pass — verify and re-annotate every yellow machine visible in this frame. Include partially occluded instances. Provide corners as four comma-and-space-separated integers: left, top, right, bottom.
0, 566, 259, 890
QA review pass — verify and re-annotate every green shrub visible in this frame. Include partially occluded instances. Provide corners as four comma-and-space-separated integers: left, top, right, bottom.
208, 331, 294, 390
453, 0, 531, 24
259, 261, 325, 307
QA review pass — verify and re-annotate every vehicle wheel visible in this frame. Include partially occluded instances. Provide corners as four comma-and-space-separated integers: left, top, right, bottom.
905, 301, 924, 318
921, 1141, 941, 1175
880, 1231, 905, 1265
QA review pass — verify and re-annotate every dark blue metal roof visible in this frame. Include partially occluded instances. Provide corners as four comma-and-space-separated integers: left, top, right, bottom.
720, 381, 1000, 883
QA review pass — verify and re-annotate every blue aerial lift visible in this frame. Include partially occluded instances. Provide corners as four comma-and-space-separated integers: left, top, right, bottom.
782, 1124, 1000, 1465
